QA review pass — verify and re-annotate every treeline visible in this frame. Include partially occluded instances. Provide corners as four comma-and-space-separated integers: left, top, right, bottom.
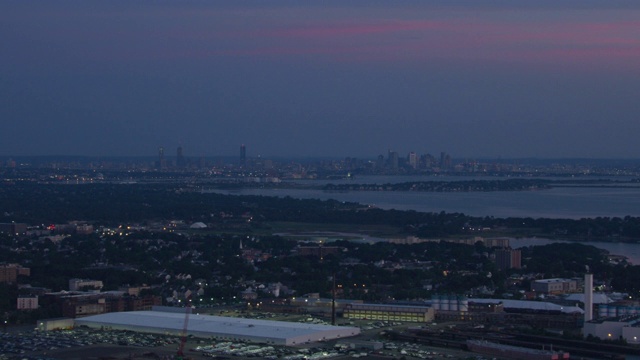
1, 183, 640, 241
322, 178, 640, 192
323, 179, 551, 192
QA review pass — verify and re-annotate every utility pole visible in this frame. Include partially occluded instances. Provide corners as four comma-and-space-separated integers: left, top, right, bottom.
331, 273, 336, 326
177, 295, 192, 359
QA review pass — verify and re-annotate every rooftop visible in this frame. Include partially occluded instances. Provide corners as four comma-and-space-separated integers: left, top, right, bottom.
469, 298, 583, 314
75, 310, 360, 345
534, 278, 574, 284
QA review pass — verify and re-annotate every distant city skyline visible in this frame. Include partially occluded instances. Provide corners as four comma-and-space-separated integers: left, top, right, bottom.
2, 1, 640, 159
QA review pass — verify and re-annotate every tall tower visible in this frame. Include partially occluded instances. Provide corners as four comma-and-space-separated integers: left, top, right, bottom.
584, 273, 593, 322
440, 152, 451, 170
376, 155, 385, 170
157, 147, 166, 170
387, 150, 399, 172
240, 144, 246, 168
408, 152, 417, 169
176, 145, 186, 168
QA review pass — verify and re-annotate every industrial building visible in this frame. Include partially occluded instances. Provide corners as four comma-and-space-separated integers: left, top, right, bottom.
583, 315, 640, 344
556, 273, 639, 337
598, 302, 640, 318
343, 303, 433, 322
431, 296, 583, 315
468, 298, 583, 315
288, 297, 362, 317
433, 296, 584, 328
73, 310, 360, 346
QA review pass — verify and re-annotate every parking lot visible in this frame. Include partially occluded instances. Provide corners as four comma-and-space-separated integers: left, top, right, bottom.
0, 316, 487, 360
0, 327, 184, 359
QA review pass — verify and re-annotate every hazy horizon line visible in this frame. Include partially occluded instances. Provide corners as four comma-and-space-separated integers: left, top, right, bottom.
2, 154, 640, 162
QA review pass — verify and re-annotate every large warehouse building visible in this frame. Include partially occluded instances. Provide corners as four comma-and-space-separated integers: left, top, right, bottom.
74, 310, 360, 346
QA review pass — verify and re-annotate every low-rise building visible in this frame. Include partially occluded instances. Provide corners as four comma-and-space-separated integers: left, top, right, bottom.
75, 223, 94, 235
531, 278, 577, 294
295, 246, 343, 258
118, 284, 152, 297
17, 295, 38, 310
41, 291, 162, 318
69, 278, 104, 291
0, 222, 27, 235
36, 317, 75, 331
240, 288, 258, 300
0, 263, 30, 284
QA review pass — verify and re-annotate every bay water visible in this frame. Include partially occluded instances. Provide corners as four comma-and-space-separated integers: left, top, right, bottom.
209, 175, 640, 263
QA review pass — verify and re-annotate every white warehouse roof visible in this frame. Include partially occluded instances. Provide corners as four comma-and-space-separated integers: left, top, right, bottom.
189, 222, 207, 229
469, 298, 584, 314
564, 293, 613, 305
74, 311, 360, 346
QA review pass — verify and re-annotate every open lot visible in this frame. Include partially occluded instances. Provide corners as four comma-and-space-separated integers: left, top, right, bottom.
0, 320, 483, 360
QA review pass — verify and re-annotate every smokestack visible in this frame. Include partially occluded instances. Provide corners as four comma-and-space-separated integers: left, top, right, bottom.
584, 273, 593, 322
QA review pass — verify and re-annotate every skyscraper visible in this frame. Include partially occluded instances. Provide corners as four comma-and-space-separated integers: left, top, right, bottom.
376, 155, 385, 171
176, 146, 186, 168
240, 144, 246, 167
387, 150, 399, 172
440, 152, 452, 170
157, 147, 166, 170
408, 152, 417, 169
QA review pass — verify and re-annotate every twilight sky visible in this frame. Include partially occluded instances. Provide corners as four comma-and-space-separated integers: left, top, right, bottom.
2, 1, 640, 159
